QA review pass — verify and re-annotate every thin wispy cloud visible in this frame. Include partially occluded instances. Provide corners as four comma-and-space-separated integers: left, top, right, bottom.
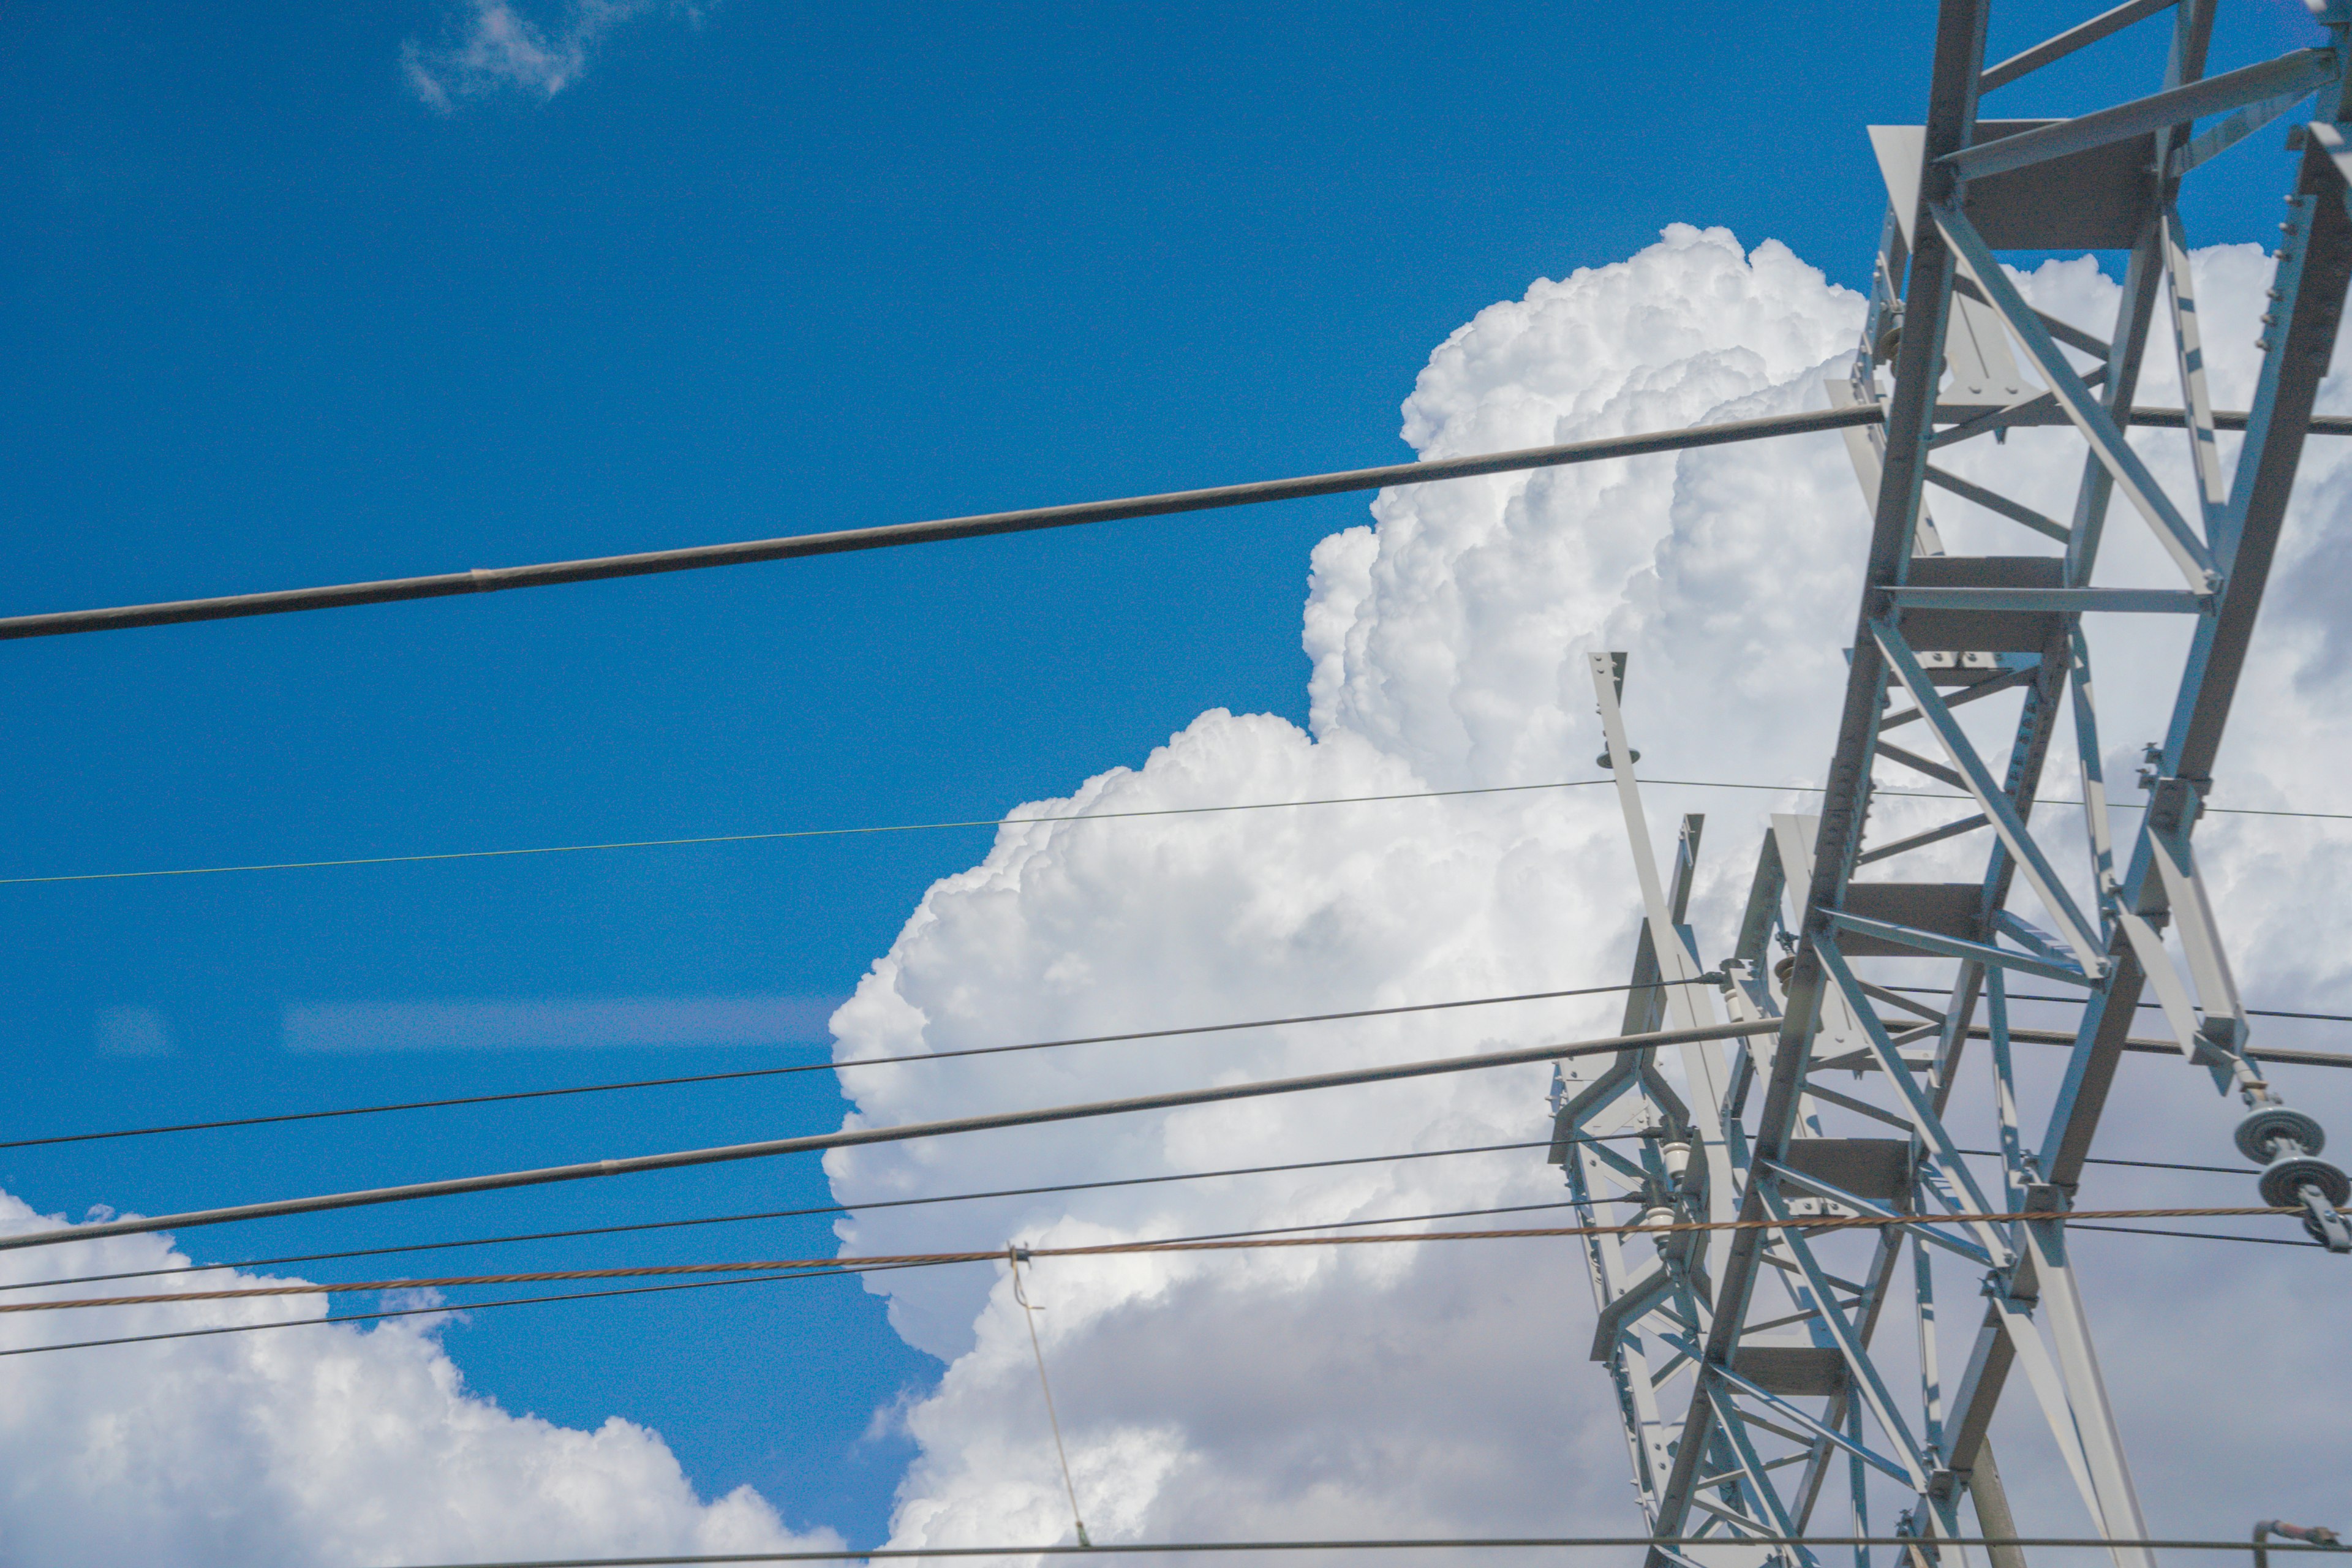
284, 994, 838, 1052
95, 1005, 172, 1058
401, 0, 690, 111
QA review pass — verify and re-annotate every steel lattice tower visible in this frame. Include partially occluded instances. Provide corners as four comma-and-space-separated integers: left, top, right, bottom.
1549, 3, 2352, 1563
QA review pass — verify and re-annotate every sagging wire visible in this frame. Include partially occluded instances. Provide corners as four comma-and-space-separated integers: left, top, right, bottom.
0, 979, 1715, 1153
0, 1204, 2302, 1316
1009, 1245, 1092, 1549
0, 1199, 2316, 1360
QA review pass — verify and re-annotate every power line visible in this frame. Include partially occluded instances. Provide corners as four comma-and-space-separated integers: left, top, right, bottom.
4, 1193, 2299, 1359
4, 1131, 2254, 1297
0, 780, 1618, 889
355, 1537, 2352, 1567
0, 1205, 2296, 1316
8, 1005, 2317, 1257
1886, 982, 2352, 1026
0, 1018, 1779, 1255
2073, 1222, 2321, 1248
1977, 1022, 2352, 1071
10, 399, 2345, 647
2058, 1151, 2255, 1178
0, 1200, 1624, 1358
0, 976, 1711, 1153
0, 1265, 858, 1360
1639, 775, 2352, 821
3, 773, 2342, 892
12, 944, 2340, 1157
0, 1137, 1564, 1293
0, 407, 1887, 643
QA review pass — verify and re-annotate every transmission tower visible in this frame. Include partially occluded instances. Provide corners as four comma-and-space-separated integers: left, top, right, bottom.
1550, 3, 2352, 1564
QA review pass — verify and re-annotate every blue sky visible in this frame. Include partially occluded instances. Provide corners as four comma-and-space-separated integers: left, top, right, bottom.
0, 0, 2329, 1547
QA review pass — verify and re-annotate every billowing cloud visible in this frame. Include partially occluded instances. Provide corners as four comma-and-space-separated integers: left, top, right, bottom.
402, 1, 689, 111
1, 224, 2342, 1565
0, 1196, 838, 1566
826, 224, 2352, 1552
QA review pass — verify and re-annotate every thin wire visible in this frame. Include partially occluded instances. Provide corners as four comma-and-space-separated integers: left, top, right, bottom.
1008, 1248, 1091, 1549
2071, 1221, 2320, 1248
352, 1537, 2352, 1567
0, 1202, 1615, 1358
14, 957, 2332, 1157
1885, 982, 2352, 1025
0, 1205, 2296, 1315
1, 773, 2341, 891
0, 978, 1705, 1153
2, 1202, 2300, 1359
0, 1264, 866, 1359
1638, 776, 2352, 821
0, 780, 1615, 888
0, 1017, 1785, 1255
2052, 1152, 2252, 1177
4, 1133, 2245, 1297
0, 1137, 1567, 1294
0, 1197, 1598, 1313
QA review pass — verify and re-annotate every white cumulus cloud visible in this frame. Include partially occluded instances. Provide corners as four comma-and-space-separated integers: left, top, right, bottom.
0, 1195, 838, 1566
826, 224, 2352, 1554
1, 224, 2344, 1566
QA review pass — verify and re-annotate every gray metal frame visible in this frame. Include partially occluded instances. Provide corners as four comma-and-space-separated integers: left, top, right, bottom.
1551, 4, 2352, 1562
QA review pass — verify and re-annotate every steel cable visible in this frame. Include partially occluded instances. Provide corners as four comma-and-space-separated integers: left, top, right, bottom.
1884, 982, 2352, 1025
0, 978, 1711, 1153
9, 973, 2344, 1159
0, 1137, 1568, 1292
0, 1205, 2300, 1316
0, 1129, 2261, 1297
361, 1536, 2352, 1568
1, 774, 2342, 892
0, 1200, 2309, 1359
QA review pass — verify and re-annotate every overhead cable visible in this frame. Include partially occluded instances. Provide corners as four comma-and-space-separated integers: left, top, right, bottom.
0, 1017, 1780, 1254
1642, 775, 2352, 821
2071, 1222, 2321, 1248
2, 1197, 1607, 1313
13, 967, 2343, 1158
0, 778, 1621, 889
0, 1205, 2297, 1315
4, 1194, 2301, 1359
0, 1144, 1567, 1292
1887, 982, 2352, 1026
0, 408, 1887, 642
0, 977, 1713, 1152
5, 1001, 2331, 1252
6, 1132, 2255, 1297
359, 1536, 2352, 1568
2, 774, 2342, 891
11, 401, 2347, 645
0, 1266, 861, 1360
1966, 1023, 2350, 1071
